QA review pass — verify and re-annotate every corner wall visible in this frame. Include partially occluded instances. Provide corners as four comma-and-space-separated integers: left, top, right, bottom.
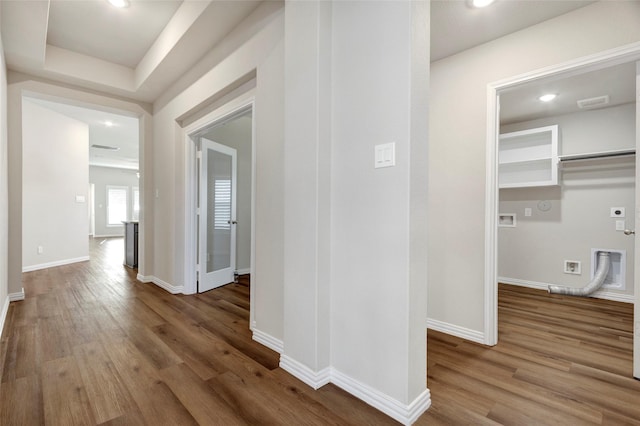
429, 1, 640, 336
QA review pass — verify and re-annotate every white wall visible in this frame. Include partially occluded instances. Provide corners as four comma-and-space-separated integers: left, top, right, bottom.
202, 114, 252, 272
499, 104, 635, 299
0, 21, 10, 327
429, 1, 640, 335
89, 165, 140, 238
22, 99, 89, 271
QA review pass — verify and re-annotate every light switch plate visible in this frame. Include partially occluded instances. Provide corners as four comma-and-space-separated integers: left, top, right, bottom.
374, 142, 395, 169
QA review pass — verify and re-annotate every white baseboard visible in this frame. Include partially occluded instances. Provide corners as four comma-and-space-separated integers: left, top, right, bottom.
22, 256, 90, 273
331, 368, 431, 426
235, 268, 251, 275
279, 355, 331, 390
9, 289, 25, 302
427, 318, 485, 344
252, 328, 283, 354
0, 296, 9, 339
93, 234, 124, 238
136, 274, 184, 294
279, 355, 431, 425
1, 290, 26, 339
499, 277, 634, 304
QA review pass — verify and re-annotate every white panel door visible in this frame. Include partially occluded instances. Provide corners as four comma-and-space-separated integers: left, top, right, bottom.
199, 138, 237, 293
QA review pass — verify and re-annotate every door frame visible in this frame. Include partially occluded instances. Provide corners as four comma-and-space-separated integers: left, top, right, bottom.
183, 92, 256, 326
485, 42, 640, 351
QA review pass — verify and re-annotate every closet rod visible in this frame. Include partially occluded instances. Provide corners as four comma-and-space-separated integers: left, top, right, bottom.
559, 149, 636, 162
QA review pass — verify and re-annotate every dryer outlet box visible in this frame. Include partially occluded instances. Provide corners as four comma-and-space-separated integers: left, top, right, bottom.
591, 249, 625, 290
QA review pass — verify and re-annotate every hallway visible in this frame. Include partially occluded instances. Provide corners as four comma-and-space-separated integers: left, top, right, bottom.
0, 238, 394, 425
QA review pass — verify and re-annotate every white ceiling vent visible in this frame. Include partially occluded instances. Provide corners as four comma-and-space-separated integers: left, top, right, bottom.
577, 95, 610, 110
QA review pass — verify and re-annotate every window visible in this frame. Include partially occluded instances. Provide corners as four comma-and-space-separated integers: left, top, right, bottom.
132, 187, 140, 221
214, 179, 231, 230
107, 186, 129, 226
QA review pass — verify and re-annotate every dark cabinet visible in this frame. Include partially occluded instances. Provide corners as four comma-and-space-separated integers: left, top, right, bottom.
123, 221, 139, 268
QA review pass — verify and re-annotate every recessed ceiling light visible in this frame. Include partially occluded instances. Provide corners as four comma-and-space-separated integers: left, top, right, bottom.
471, 0, 496, 8
539, 94, 557, 102
108, 0, 130, 8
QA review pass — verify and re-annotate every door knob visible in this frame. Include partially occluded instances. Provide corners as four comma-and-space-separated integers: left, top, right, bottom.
227, 220, 238, 225
624, 229, 635, 235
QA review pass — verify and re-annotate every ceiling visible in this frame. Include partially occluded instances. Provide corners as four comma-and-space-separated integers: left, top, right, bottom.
1, 0, 262, 103
500, 61, 637, 125
430, 0, 596, 62
2, 0, 629, 157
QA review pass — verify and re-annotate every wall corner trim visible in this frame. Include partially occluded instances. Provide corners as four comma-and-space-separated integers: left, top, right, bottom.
279, 355, 331, 390
9, 289, 25, 302
279, 356, 431, 425
0, 296, 10, 340
331, 368, 431, 426
252, 328, 283, 354
136, 274, 184, 294
427, 318, 485, 345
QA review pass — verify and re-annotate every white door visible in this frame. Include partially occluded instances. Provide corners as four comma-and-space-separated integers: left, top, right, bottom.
198, 138, 237, 292
634, 61, 640, 379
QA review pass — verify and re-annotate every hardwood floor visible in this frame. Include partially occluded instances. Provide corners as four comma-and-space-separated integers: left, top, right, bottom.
420, 284, 640, 425
0, 238, 395, 425
2, 240, 639, 425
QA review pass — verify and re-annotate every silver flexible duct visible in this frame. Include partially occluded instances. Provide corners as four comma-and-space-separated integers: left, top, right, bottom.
548, 251, 610, 296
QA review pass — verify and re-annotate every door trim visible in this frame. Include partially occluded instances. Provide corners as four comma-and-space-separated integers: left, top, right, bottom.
485, 42, 640, 347
183, 92, 256, 325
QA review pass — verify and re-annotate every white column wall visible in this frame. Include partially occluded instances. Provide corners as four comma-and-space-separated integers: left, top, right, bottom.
330, 0, 429, 406
0, 26, 9, 312
282, 0, 332, 375
282, 0, 430, 417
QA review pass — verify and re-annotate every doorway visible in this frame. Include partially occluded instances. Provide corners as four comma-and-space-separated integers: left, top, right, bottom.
21, 96, 141, 273
486, 47, 640, 378
183, 102, 255, 297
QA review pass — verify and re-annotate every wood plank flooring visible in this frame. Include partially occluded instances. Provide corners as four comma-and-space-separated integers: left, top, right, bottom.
420, 284, 640, 425
0, 238, 394, 425
1, 239, 639, 425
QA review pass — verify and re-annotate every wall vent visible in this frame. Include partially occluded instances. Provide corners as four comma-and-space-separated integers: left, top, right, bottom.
577, 95, 610, 110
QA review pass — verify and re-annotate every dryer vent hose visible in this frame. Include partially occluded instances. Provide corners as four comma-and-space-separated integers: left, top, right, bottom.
548, 251, 610, 297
